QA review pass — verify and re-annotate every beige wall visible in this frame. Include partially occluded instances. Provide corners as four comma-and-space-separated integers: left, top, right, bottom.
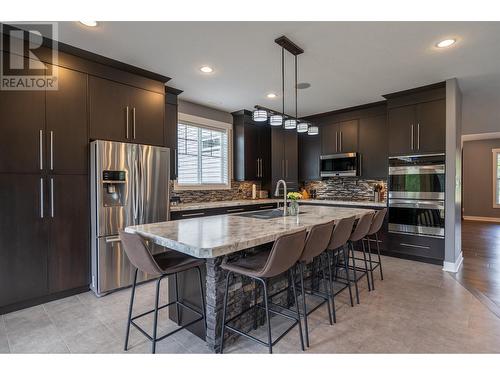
463, 138, 500, 219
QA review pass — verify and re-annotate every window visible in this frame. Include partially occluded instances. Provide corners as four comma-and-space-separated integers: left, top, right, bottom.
494, 148, 500, 208
175, 114, 231, 190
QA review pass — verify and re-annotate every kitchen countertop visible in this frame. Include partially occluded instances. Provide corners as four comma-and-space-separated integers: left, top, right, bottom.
170, 198, 386, 212
126, 206, 373, 258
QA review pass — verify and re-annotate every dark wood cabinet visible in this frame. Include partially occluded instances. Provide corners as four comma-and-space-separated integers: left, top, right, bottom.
89, 76, 164, 145
271, 128, 298, 192
0, 54, 45, 174
232, 110, 271, 184
129, 86, 165, 145
320, 120, 358, 154
321, 122, 339, 155
359, 114, 388, 179
298, 133, 321, 181
416, 99, 446, 154
388, 105, 415, 156
48, 175, 89, 293
165, 89, 181, 180
46, 66, 88, 174
0, 175, 48, 308
170, 202, 279, 220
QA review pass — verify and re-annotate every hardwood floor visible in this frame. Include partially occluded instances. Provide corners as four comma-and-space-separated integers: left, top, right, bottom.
455, 220, 500, 315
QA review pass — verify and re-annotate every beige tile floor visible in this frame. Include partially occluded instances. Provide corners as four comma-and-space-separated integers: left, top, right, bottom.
1, 254, 500, 354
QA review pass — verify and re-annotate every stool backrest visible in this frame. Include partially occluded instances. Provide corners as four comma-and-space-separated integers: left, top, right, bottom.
119, 230, 162, 276
367, 208, 387, 236
328, 216, 356, 250
258, 229, 307, 278
300, 221, 335, 263
349, 212, 375, 242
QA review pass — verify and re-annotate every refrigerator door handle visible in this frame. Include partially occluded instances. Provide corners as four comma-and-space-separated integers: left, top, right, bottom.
133, 159, 139, 222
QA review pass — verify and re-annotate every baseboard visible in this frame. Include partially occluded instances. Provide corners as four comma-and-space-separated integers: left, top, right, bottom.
442, 251, 463, 273
379, 250, 443, 265
463, 216, 500, 223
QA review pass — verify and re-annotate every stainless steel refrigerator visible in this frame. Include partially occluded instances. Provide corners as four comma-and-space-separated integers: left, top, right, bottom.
90, 140, 170, 296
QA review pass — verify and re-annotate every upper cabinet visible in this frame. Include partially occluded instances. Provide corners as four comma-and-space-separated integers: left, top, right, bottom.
232, 110, 271, 183
358, 114, 388, 179
164, 88, 182, 180
385, 83, 446, 156
298, 132, 321, 181
89, 76, 164, 146
320, 120, 358, 155
272, 127, 298, 193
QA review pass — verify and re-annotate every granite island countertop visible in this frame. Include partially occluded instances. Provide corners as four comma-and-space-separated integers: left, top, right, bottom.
126, 205, 374, 258
169, 198, 386, 212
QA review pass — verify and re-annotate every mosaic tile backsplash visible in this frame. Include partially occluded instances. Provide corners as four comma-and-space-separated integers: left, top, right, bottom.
303, 177, 387, 202
171, 181, 261, 203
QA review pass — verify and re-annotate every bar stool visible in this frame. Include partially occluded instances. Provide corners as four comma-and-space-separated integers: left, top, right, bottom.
296, 220, 335, 348
363, 208, 387, 290
119, 230, 207, 354
326, 216, 357, 308
347, 212, 375, 304
220, 230, 307, 354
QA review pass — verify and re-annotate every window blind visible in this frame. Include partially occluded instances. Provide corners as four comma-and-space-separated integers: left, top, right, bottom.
177, 122, 229, 186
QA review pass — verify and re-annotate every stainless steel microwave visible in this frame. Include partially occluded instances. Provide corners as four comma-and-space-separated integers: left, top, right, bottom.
320, 152, 360, 177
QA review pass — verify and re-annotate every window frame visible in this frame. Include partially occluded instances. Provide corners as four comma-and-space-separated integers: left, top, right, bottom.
174, 113, 233, 191
493, 148, 500, 208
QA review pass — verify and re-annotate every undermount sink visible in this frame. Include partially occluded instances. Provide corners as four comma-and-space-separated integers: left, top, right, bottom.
235, 208, 302, 220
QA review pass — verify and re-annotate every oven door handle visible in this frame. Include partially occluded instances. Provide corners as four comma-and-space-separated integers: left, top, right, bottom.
389, 201, 444, 210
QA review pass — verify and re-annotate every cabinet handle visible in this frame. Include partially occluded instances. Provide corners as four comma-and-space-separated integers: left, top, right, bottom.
335, 131, 338, 152
50, 130, 54, 170
260, 158, 263, 177
174, 148, 178, 177
410, 124, 414, 150
256, 159, 260, 178
132, 107, 137, 139
126, 106, 130, 139
40, 178, 44, 219
417, 123, 420, 150
227, 208, 245, 213
285, 159, 289, 178
39, 129, 43, 170
339, 131, 343, 152
259, 205, 274, 209
281, 159, 285, 178
106, 236, 121, 243
400, 242, 430, 250
182, 212, 205, 217
50, 177, 54, 218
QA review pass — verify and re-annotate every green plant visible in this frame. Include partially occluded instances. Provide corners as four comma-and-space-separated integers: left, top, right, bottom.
287, 192, 303, 201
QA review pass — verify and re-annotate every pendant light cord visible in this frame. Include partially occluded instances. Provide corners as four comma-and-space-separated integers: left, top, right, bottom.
295, 55, 298, 119
282, 47, 285, 117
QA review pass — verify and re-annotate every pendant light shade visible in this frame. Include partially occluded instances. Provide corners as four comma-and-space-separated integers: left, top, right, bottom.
307, 125, 319, 135
252, 109, 268, 122
284, 118, 297, 129
269, 114, 283, 126
297, 122, 309, 133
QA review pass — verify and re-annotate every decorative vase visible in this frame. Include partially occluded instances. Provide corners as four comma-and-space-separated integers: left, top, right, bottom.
288, 200, 300, 216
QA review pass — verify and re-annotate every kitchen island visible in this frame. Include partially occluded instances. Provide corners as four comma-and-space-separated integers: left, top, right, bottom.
125, 205, 373, 352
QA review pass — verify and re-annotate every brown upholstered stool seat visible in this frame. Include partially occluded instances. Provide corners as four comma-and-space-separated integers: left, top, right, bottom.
220, 250, 271, 277
153, 251, 205, 274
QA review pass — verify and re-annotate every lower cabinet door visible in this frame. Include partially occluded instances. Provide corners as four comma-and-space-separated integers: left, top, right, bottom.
0, 174, 48, 308
48, 175, 90, 293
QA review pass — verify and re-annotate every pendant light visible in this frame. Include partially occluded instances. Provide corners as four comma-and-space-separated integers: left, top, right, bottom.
269, 115, 283, 126
252, 109, 267, 122
297, 122, 309, 133
307, 125, 319, 135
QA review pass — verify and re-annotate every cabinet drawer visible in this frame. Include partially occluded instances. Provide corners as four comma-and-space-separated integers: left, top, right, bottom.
387, 232, 444, 261
170, 210, 208, 220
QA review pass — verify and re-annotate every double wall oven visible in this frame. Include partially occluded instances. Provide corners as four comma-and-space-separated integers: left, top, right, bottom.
388, 154, 445, 237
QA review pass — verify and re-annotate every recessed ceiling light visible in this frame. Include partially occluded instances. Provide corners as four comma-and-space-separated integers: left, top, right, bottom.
200, 66, 213, 73
436, 39, 456, 48
79, 20, 98, 27
266, 93, 277, 99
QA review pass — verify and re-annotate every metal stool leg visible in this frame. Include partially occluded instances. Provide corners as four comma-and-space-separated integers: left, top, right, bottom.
349, 242, 360, 304
375, 233, 384, 280
253, 279, 258, 330
151, 277, 162, 354
298, 262, 309, 347
326, 252, 337, 324
260, 278, 273, 354
360, 240, 372, 291
366, 238, 375, 290
219, 271, 232, 354
124, 268, 138, 351
174, 273, 181, 325
342, 245, 354, 307
289, 268, 305, 352
320, 255, 334, 325
195, 266, 207, 332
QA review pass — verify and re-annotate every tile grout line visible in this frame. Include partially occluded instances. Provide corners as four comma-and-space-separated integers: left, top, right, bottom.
41, 303, 72, 354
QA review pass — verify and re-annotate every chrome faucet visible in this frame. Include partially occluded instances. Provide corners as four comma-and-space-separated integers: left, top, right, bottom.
274, 179, 288, 216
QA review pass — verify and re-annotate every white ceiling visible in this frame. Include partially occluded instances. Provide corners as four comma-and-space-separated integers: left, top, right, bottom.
52, 21, 500, 116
